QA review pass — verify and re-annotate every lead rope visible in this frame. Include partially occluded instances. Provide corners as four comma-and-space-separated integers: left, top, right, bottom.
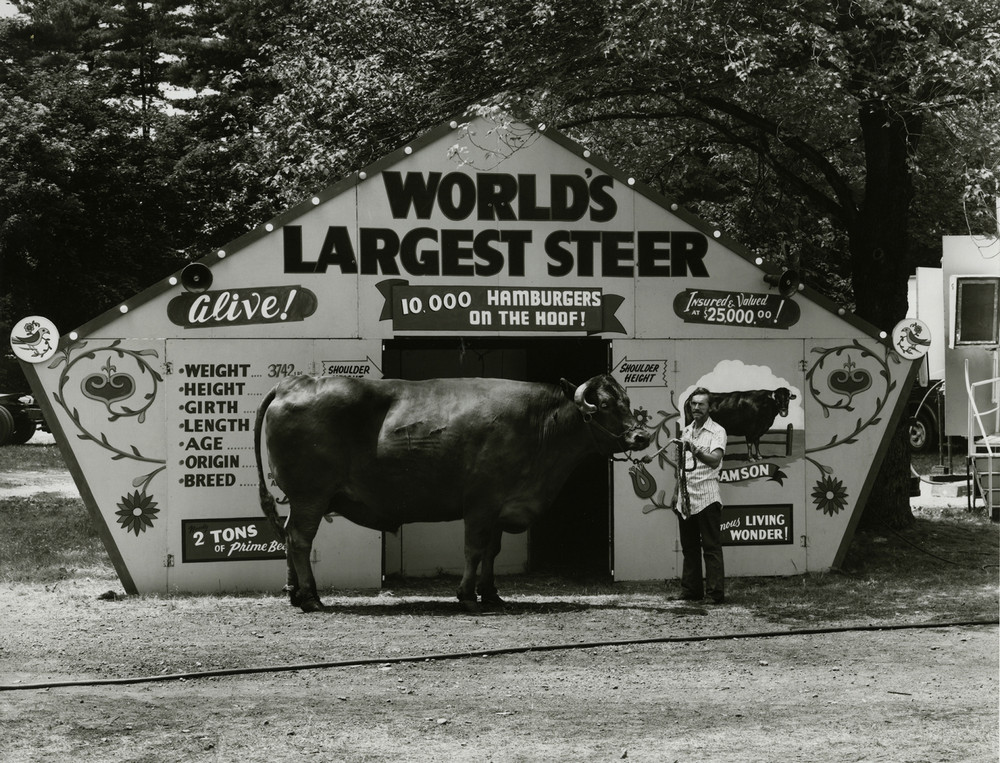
672, 438, 691, 519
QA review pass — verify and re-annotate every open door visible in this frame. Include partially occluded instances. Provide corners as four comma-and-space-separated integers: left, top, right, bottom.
382, 337, 611, 577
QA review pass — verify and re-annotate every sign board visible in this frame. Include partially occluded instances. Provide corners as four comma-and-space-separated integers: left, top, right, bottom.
181, 517, 286, 563
721, 505, 794, 546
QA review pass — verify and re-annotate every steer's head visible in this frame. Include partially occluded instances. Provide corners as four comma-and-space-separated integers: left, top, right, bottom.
773, 387, 796, 416
561, 374, 652, 454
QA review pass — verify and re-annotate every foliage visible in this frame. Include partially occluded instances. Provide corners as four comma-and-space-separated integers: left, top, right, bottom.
476, 0, 1000, 321
1, 3, 187, 334
0, 0, 293, 338
240, 0, 1000, 321
2, 0, 996, 327
245, 0, 484, 212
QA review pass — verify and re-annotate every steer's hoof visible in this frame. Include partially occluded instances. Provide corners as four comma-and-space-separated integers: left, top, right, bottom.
298, 598, 327, 613
480, 592, 506, 610
458, 596, 482, 614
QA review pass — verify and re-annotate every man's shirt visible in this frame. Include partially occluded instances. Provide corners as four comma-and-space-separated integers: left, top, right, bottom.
681, 417, 727, 514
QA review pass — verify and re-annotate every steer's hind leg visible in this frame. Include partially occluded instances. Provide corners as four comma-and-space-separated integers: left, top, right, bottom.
284, 501, 326, 612
478, 527, 506, 609
282, 550, 301, 606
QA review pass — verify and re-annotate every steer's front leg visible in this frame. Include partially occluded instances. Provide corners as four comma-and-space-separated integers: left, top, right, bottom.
477, 527, 505, 608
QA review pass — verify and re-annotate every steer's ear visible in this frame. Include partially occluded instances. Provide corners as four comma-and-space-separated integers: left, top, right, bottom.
559, 378, 576, 399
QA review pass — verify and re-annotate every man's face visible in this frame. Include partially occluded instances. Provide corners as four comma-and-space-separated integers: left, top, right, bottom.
689, 394, 710, 424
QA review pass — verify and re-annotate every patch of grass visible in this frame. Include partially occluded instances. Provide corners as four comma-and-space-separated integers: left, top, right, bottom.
0, 443, 995, 628
730, 510, 999, 624
0, 493, 112, 583
0, 442, 67, 471
911, 448, 970, 477
384, 511, 998, 626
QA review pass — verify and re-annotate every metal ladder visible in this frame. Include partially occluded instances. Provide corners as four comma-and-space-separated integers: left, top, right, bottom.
966, 359, 1000, 520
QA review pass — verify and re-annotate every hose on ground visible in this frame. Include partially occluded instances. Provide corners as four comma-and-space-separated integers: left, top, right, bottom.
2, 617, 995, 693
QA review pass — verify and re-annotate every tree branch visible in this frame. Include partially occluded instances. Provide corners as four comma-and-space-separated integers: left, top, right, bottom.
693, 94, 861, 225
554, 102, 854, 224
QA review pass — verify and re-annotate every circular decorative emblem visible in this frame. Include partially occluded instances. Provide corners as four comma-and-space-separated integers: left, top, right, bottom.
9, 315, 59, 364
891, 319, 932, 360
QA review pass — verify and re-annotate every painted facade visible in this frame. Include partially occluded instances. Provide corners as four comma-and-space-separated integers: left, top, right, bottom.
13, 114, 920, 594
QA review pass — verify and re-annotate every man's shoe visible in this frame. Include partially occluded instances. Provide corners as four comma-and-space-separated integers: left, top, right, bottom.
708, 596, 725, 604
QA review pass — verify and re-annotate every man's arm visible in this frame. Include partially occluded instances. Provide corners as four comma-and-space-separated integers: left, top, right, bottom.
690, 445, 723, 469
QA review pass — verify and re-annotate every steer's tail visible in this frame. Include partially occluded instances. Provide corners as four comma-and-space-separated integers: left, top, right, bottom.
254, 385, 285, 542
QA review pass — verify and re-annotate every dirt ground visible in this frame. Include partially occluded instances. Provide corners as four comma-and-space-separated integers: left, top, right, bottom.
1, 450, 998, 762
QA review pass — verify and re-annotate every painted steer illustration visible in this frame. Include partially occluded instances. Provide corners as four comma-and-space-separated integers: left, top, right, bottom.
254, 373, 651, 612
696, 388, 797, 461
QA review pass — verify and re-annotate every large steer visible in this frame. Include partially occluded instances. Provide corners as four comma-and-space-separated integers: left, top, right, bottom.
695, 388, 796, 461
254, 373, 650, 612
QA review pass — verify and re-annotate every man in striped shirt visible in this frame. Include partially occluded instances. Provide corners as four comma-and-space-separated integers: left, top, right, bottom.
676, 387, 727, 604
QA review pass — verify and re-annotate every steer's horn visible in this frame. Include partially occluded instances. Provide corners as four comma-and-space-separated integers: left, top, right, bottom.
574, 380, 598, 416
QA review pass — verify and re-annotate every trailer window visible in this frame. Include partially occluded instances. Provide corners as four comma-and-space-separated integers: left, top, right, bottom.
953, 276, 999, 346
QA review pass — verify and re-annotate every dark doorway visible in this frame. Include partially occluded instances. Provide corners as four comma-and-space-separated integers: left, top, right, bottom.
382, 337, 611, 576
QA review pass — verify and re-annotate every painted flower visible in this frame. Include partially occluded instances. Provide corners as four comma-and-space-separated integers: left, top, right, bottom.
115, 490, 160, 535
811, 475, 848, 516
632, 407, 651, 428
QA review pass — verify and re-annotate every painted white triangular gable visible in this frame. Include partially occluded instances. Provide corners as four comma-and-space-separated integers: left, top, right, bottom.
72, 114, 878, 344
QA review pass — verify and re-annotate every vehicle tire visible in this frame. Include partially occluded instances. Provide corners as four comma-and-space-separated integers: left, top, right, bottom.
908, 414, 934, 453
10, 411, 35, 444
0, 406, 15, 446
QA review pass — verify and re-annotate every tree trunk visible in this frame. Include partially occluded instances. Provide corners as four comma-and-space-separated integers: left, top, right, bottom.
859, 421, 914, 530
849, 103, 923, 529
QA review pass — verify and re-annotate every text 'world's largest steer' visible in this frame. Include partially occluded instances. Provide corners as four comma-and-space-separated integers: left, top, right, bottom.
253, 374, 651, 612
